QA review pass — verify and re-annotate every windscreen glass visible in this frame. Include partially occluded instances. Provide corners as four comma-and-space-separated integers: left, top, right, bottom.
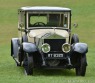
28, 12, 70, 28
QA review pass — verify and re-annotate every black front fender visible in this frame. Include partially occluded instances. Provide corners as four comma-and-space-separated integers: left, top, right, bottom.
22, 42, 37, 53
72, 43, 88, 54
11, 38, 20, 58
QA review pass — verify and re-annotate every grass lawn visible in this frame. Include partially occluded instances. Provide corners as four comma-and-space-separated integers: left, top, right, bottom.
0, 0, 95, 83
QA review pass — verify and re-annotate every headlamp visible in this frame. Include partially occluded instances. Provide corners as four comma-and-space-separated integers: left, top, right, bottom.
62, 43, 70, 53
41, 43, 50, 53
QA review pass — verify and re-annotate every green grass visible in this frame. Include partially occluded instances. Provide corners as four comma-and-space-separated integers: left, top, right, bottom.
0, 0, 95, 83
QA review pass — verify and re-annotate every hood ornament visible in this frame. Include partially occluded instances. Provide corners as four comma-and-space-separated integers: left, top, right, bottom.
41, 32, 53, 39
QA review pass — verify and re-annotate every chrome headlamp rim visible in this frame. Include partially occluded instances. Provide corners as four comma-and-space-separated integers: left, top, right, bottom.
41, 43, 50, 53
62, 43, 71, 53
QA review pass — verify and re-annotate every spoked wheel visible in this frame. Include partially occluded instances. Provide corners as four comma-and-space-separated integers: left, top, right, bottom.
75, 54, 87, 76
23, 53, 34, 75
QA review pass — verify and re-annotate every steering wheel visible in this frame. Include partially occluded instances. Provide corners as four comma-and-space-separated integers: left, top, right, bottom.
33, 22, 46, 27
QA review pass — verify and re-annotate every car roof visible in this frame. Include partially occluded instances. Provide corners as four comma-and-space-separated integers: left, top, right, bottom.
19, 6, 71, 12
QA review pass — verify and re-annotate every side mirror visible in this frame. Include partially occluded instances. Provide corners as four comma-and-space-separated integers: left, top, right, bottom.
73, 23, 78, 28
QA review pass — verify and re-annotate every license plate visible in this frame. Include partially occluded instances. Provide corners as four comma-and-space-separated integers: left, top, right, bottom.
48, 53, 64, 58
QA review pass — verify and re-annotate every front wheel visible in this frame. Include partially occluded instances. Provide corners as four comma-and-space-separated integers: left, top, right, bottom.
23, 53, 34, 75
75, 54, 87, 76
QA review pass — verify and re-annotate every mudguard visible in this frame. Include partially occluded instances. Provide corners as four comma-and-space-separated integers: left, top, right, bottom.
73, 43, 88, 54
22, 42, 37, 53
11, 38, 20, 58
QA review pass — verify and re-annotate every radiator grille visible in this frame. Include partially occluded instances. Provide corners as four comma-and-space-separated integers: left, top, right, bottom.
44, 39, 66, 51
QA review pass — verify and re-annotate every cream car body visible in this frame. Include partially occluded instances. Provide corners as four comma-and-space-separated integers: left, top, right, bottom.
11, 6, 88, 76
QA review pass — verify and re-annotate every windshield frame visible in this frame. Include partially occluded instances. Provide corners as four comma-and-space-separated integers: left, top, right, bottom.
26, 11, 71, 30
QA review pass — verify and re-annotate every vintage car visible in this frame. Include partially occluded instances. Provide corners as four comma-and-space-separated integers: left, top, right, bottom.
11, 6, 88, 76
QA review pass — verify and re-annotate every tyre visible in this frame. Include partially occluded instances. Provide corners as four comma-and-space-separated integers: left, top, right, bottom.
71, 34, 79, 44
75, 54, 87, 76
23, 53, 34, 75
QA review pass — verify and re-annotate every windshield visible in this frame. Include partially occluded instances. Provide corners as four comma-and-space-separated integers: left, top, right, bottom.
28, 12, 70, 28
